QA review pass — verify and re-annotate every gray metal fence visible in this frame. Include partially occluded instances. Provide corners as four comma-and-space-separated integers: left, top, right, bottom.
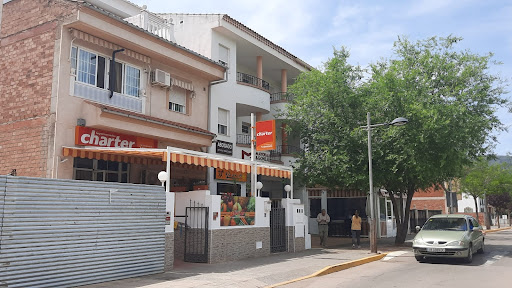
0, 176, 165, 288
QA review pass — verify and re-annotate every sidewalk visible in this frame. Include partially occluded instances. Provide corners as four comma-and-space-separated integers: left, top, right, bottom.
80, 235, 414, 288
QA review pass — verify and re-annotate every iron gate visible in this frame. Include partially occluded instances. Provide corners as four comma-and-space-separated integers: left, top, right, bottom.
270, 201, 286, 253
184, 203, 209, 263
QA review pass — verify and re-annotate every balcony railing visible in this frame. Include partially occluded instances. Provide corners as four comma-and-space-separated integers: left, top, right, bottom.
236, 134, 251, 145
236, 72, 270, 91
124, 11, 174, 42
270, 92, 295, 103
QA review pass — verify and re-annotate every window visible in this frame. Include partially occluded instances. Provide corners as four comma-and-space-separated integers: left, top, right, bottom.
241, 122, 250, 134
71, 46, 140, 97
218, 108, 229, 135
73, 158, 129, 183
310, 199, 321, 218
169, 87, 187, 114
219, 44, 229, 66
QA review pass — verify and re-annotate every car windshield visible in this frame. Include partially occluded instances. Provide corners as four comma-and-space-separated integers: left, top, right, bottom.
422, 218, 467, 231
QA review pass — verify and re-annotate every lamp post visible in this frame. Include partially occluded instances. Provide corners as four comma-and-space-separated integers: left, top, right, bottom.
361, 113, 408, 253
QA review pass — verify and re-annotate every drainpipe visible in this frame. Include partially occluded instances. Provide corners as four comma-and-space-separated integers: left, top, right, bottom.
0, 2, 3, 32
206, 67, 228, 188
109, 49, 125, 98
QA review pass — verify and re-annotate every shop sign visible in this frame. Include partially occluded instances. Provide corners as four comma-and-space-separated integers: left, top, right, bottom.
256, 120, 276, 151
75, 126, 157, 148
220, 195, 255, 226
215, 168, 247, 182
216, 140, 233, 155
241, 150, 270, 162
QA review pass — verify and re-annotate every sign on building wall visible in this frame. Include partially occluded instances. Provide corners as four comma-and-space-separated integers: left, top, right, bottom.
255, 120, 276, 151
241, 150, 270, 162
75, 126, 158, 148
215, 168, 247, 182
215, 140, 233, 155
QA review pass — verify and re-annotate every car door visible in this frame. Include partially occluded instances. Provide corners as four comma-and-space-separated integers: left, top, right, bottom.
470, 217, 483, 249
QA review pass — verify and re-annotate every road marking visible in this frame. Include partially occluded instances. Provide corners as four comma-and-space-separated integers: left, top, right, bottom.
483, 252, 508, 266
382, 251, 408, 261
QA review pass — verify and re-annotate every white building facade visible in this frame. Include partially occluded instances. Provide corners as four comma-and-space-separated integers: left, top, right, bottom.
160, 13, 312, 204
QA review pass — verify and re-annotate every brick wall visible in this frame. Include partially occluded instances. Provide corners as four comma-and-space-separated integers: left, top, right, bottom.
0, 0, 77, 176
209, 227, 271, 264
411, 199, 446, 212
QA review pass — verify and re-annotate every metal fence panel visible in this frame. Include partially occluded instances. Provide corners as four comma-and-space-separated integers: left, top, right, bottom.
0, 176, 165, 288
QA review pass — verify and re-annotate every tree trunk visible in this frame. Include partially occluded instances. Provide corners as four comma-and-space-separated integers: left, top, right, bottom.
473, 196, 479, 223
484, 194, 491, 229
497, 214, 500, 228
393, 187, 414, 245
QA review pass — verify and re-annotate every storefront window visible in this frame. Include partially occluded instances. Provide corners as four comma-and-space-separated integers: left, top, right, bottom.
73, 158, 129, 183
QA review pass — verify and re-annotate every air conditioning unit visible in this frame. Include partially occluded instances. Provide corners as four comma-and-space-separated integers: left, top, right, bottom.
151, 69, 171, 87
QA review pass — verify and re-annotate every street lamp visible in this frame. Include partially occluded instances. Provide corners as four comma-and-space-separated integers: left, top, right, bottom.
361, 112, 408, 253
256, 181, 263, 197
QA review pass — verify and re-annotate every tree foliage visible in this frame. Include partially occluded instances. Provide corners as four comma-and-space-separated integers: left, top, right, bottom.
286, 36, 509, 244
460, 157, 512, 221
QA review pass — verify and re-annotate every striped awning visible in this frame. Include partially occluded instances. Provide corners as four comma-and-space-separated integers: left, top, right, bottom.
70, 29, 151, 64
62, 146, 291, 178
171, 78, 194, 92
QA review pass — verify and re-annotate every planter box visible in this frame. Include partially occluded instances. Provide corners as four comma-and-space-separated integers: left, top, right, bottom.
193, 185, 209, 190
171, 186, 188, 192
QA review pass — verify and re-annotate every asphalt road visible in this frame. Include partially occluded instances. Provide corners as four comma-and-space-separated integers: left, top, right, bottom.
283, 229, 512, 288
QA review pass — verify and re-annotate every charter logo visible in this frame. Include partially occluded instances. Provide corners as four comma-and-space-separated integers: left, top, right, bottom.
255, 120, 276, 151
75, 126, 157, 148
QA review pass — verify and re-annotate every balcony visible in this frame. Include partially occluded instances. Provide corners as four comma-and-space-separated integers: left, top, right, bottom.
236, 134, 251, 146
73, 82, 143, 113
236, 72, 270, 92
124, 11, 174, 42
270, 92, 295, 103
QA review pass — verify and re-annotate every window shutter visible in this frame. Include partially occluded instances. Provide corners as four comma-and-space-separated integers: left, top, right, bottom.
219, 45, 229, 66
218, 108, 228, 126
171, 87, 187, 106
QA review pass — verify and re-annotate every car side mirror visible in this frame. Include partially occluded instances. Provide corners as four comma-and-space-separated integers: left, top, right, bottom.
415, 225, 421, 233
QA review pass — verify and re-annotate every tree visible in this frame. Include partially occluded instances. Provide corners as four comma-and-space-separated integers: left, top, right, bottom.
460, 158, 512, 224
286, 36, 508, 244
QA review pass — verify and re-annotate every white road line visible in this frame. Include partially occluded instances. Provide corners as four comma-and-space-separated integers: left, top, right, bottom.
382, 251, 409, 261
483, 253, 504, 266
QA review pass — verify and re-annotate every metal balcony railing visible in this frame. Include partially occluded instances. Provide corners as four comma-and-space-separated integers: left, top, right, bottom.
270, 92, 295, 103
236, 134, 251, 145
236, 72, 270, 91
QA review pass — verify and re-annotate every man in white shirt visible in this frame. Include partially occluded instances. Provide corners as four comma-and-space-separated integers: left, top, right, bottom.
317, 209, 330, 247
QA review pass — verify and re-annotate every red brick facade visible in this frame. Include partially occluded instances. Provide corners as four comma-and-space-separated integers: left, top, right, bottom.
0, 0, 77, 176
410, 187, 447, 213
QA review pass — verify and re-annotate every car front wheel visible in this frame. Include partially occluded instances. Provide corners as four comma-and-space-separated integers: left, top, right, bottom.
465, 245, 473, 263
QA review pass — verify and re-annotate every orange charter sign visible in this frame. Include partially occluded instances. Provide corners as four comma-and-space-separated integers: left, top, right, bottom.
75, 126, 158, 148
256, 120, 276, 151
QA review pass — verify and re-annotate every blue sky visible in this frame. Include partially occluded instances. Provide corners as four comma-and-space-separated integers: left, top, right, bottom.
131, 0, 512, 155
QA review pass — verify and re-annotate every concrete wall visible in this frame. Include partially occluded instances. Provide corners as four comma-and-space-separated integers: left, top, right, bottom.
165, 232, 174, 272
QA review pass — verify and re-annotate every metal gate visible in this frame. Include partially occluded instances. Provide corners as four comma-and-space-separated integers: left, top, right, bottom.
184, 203, 209, 263
0, 176, 165, 288
270, 201, 286, 253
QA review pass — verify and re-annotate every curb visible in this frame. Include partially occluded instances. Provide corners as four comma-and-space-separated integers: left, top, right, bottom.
266, 253, 388, 288
485, 227, 511, 233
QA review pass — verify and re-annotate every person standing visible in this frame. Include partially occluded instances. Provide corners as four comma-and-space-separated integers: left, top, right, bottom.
351, 210, 362, 248
317, 209, 330, 247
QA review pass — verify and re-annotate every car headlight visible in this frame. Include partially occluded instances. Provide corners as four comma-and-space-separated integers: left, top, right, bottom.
447, 240, 465, 246
413, 238, 425, 245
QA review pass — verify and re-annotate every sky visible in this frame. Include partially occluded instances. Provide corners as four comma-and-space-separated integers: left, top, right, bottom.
129, 0, 512, 155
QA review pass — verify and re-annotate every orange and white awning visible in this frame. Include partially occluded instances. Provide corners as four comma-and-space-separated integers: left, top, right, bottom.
62, 146, 292, 178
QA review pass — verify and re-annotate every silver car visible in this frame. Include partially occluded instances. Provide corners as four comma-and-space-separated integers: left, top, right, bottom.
412, 214, 485, 263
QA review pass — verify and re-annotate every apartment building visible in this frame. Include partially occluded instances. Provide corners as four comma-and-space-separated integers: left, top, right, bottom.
0, 0, 226, 187
159, 13, 312, 202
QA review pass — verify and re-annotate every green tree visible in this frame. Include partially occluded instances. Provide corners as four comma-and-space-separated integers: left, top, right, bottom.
460, 158, 512, 223
286, 36, 508, 244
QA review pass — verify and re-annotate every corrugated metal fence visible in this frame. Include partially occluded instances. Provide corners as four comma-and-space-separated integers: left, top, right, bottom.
0, 176, 165, 288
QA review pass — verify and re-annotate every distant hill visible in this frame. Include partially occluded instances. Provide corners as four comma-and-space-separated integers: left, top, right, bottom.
489, 155, 512, 166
